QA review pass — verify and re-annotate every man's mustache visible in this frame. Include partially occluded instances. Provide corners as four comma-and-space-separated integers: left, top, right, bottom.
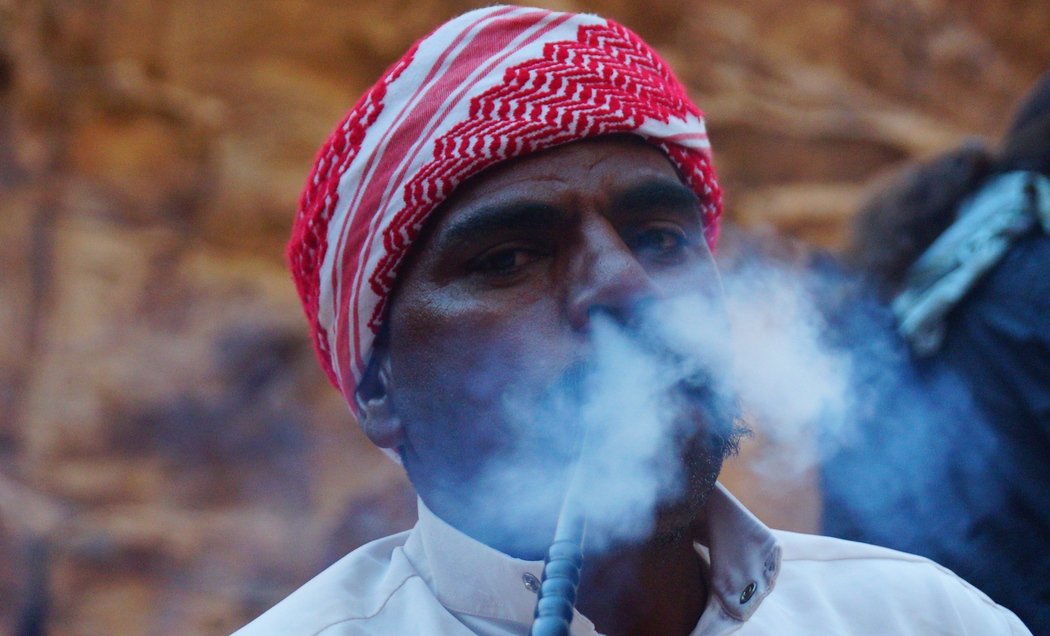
526, 321, 743, 458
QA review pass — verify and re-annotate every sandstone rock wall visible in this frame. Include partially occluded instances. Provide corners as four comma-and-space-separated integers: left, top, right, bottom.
0, 1, 1045, 633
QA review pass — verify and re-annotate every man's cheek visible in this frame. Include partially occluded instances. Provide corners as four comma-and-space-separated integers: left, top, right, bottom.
394, 326, 527, 409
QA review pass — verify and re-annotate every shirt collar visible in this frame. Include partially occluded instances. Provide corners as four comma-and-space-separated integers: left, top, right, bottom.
404, 483, 781, 630
701, 483, 782, 621
405, 495, 585, 629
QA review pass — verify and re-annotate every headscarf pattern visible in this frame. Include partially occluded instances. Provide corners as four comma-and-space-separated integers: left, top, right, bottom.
288, 5, 723, 407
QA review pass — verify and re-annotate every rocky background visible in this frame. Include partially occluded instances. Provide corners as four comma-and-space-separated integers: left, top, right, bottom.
0, 0, 1046, 633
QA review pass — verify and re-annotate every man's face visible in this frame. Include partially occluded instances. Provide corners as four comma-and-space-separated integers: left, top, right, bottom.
376, 136, 733, 554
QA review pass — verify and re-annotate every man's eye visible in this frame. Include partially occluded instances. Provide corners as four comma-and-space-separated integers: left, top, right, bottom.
471, 247, 540, 274
630, 226, 689, 259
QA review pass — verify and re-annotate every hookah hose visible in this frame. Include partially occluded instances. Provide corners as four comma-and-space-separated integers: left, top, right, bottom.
529, 428, 591, 636
526, 336, 726, 635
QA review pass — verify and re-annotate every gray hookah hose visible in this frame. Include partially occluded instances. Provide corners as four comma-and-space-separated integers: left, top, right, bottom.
529, 428, 591, 636
526, 332, 728, 635
529, 508, 586, 635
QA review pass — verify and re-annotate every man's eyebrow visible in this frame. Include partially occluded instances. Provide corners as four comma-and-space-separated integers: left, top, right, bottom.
612, 179, 700, 214
436, 201, 567, 251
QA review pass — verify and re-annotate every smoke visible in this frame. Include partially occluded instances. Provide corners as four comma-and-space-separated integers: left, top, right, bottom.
451, 287, 736, 557
720, 254, 1005, 578
719, 260, 856, 476
446, 253, 874, 557
445, 247, 999, 561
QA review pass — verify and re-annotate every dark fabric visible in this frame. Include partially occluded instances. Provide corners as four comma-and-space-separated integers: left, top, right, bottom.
821, 232, 1050, 635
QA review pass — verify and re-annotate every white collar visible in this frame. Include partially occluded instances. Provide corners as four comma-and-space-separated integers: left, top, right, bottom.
403, 482, 782, 630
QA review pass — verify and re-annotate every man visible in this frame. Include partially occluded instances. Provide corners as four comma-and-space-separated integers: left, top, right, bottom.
238, 6, 1029, 635
822, 73, 1050, 634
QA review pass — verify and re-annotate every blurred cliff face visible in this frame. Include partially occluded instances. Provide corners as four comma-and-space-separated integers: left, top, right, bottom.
0, 1, 1046, 634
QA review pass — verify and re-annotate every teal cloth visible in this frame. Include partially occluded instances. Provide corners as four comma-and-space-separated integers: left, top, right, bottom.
893, 171, 1050, 355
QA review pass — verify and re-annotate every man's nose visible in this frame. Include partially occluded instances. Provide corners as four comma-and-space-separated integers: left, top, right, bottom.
566, 217, 658, 331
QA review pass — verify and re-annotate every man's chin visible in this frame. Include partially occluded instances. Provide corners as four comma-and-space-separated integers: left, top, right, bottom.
644, 420, 742, 544
650, 457, 723, 545
422, 431, 732, 561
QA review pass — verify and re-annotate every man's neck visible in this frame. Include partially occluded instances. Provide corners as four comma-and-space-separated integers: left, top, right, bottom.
413, 476, 713, 634
575, 530, 707, 636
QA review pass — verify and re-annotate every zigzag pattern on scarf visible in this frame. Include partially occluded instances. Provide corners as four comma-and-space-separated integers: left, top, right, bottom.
288, 42, 419, 387
365, 21, 719, 334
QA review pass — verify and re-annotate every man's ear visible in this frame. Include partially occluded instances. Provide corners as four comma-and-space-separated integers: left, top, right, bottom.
355, 355, 405, 450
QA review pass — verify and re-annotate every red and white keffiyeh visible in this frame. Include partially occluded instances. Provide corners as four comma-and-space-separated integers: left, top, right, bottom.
288, 5, 724, 409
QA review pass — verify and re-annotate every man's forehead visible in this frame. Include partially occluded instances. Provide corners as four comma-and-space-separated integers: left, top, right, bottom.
455, 136, 675, 192
430, 136, 689, 228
